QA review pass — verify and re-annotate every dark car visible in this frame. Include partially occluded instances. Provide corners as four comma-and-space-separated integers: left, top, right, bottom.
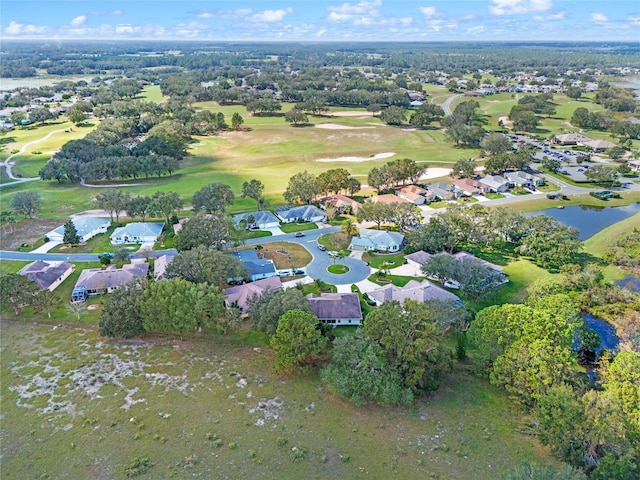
295, 232, 305, 237
99, 252, 114, 259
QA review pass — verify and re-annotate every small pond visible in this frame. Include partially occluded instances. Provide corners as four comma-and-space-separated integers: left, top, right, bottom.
615, 274, 640, 294
525, 203, 640, 240
582, 314, 620, 355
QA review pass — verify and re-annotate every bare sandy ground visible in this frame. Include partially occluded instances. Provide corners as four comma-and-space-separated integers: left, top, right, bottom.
316, 152, 396, 163
314, 123, 375, 130
329, 111, 375, 117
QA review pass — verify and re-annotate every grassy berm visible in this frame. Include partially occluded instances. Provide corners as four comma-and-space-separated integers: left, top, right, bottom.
1, 320, 552, 479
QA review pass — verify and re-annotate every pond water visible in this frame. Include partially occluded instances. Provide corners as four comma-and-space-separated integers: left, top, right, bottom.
525, 203, 640, 240
615, 274, 640, 293
582, 314, 620, 355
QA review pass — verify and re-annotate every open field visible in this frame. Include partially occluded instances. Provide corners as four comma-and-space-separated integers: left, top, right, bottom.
139, 85, 166, 104
1, 319, 554, 480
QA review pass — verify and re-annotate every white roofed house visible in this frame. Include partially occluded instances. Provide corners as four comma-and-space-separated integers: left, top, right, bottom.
46, 217, 110, 243
110, 222, 164, 245
233, 210, 280, 230
478, 175, 510, 193
504, 171, 544, 188
368, 280, 462, 306
274, 205, 326, 224
349, 229, 405, 253
427, 182, 462, 201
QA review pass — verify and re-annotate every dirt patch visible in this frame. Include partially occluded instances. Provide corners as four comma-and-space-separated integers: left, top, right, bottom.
314, 123, 375, 130
316, 152, 395, 163
329, 111, 375, 118
1, 218, 61, 249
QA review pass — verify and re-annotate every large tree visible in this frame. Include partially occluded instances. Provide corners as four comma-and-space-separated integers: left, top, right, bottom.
11, 191, 42, 219
321, 330, 413, 406
125, 195, 152, 222
175, 212, 230, 251
99, 277, 147, 338
165, 245, 247, 287
149, 191, 183, 225
247, 287, 312, 336
284, 170, 318, 204
241, 179, 264, 209
480, 132, 512, 155
95, 190, 130, 223
192, 182, 235, 214
62, 219, 80, 245
364, 300, 453, 393
519, 216, 582, 270
450, 158, 477, 179
0, 274, 39, 315
270, 309, 327, 374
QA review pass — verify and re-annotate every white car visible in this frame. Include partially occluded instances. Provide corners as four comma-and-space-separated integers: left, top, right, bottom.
444, 280, 461, 289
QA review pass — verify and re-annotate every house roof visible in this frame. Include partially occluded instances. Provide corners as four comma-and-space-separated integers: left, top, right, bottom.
368, 280, 461, 305
225, 277, 283, 312
350, 229, 404, 249
74, 263, 149, 291
322, 194, 362, 212
582, 139, 616, 150
370, 194, 408, 204
404, 250, 432, 266
399, 185, 428, 196
233, 210, 280, 225
228, 250, 277, 277
554, 133, 591, 144
504, 171, 533, 182
111, 222, 164, 240
306, 293, 362, 321
274, 205, 325, 221
18, 261, 74, 291
479, 175, 509, 189
48, 217, 110, 240
452, 178, 486, 193
154, 254, 174, 280
452, 251, 504, 273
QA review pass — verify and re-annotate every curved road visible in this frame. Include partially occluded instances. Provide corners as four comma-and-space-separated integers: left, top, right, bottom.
0, 128, 68, 188
440, 93, 463, 116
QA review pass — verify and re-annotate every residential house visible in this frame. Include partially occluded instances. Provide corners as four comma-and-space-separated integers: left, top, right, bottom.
321, 194, 362, 214
582, 139, 616, 152
370, 194, 409, 205
224, 277, 283, 313
154, 254, 174, 280
404, 250, 433, 269
426, 182, 462, 201
46, 217, 110, 243
451, 178, 490, 196
368, 280, 462, 306
306, 292, 363, 326
227, 249, 277, 282
72, 262, 149, 299
478, 175, 510, 193
18, 260, 74, 291
274, 205, 326, 224
110, 222, 164, 245
233, 210, 280, 230
349, 228, 405, 253
504, 171, 544, 188
397, 185, 432, 205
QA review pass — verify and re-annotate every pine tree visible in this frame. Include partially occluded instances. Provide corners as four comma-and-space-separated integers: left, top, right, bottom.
63, 219, 80, 245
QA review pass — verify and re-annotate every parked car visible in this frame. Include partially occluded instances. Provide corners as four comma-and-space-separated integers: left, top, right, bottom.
317, 244, 326, 251
295, 232, 305, 237
98, 252, 114, 260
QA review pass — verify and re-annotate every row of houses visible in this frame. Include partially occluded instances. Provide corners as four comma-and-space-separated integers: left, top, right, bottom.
46, 217, 164, 245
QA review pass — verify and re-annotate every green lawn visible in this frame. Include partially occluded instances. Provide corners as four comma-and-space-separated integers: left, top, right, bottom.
317, 232, 352, 251
327, 264, 350, 274
5, 318, 555, 480
139, 85, 166, 104
485, 192, 505, 200
362, 251, 406, 269
368, 273, 424, 287
279, 223, 319, 234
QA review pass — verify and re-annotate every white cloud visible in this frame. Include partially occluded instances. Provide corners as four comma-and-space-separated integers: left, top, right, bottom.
252, 8, 292, 23
467, 25, 485, 34
115, 24, 136, 34
629, 16, 640, 26
317, 28, 327, 37
489, 0, 552, 15
419, 6, 437, 19
533, 11, 565, 21
70, 16, 86, 27
4, 21, 48, 36
328, 0, 381, 16
198, 12, 215, 19
590, 13, 608, 24
111, 10, 122, 16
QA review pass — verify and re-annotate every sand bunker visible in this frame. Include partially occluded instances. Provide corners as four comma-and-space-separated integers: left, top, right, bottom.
314, 123, 375, 130
316, 152, 395, 163
417, 167, 454, 180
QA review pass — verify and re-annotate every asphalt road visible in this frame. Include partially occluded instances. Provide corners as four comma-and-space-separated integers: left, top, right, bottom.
0, 248, 178, 262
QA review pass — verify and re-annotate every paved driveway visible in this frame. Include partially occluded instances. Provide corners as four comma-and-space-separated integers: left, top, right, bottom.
305, 251, 372, 285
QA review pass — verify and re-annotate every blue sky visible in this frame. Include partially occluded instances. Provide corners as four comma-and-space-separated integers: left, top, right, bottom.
1, 1, 639, 41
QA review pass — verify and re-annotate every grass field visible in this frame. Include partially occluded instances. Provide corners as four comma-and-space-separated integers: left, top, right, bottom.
1, 319, 555, 480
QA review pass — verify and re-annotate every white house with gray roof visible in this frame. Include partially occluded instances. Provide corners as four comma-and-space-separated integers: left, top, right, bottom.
368, 280, 462, 306
349, 229, 404, 253
233, 210, 280, 229
478, 175, 510, 193
110, 222, 164, 245
274, 205, 326, 224
504, 171, 543, 188
46, 217, 110, 243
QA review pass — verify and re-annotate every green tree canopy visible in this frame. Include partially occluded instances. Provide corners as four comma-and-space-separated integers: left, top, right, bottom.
270, 309, 327, 374
165, 245, 247, 287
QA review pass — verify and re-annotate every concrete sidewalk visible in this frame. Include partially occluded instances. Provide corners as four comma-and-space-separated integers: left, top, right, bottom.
30, 241, 62, 253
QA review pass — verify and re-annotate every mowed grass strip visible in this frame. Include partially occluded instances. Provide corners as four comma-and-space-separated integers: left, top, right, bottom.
1, 319, 554, 480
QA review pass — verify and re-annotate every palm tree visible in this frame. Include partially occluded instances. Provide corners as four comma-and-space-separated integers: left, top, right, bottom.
341, 218, 359, 237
